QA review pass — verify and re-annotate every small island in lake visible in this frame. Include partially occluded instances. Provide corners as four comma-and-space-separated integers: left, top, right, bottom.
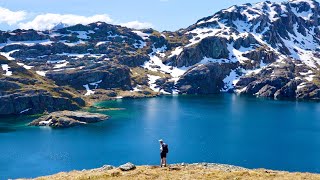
29, 111, 109, 128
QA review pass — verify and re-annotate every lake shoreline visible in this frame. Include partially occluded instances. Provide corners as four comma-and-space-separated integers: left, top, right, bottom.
27, 162, 320, 180
2, 94, 320, 178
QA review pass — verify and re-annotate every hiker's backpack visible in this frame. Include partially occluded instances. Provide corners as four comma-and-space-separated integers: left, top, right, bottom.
162, 144, 169, 153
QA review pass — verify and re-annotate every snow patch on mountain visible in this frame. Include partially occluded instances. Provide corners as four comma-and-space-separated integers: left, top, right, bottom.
0, 50, 19, 60
83, 80, 103, 96
36, 71, 46, 76
0, 39, 53, 47
221, 69, 241, 92
147, 75, 161, 92
168, 47, 183, 58
54, 61, 69, 69
186, 28, 221, 47
1, 64, 12, 76
17, 62, 33, 69
143, 47, 187, 82
132, 30, 150, 40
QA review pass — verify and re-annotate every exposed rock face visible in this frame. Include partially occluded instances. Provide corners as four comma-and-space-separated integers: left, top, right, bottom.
235, 59, 320, 100
0, 57, 84, 115
46, 63, 132, 90
8, 29, 49, 41
117, 54, 149, 67
155, 78, 175, 94
176, 63, 238, 94
242, 47, 279, 65
29, 111, 109, 128
274, 80, 299, 99
0, 91, 81, 115
296, 82, 320, 99
171, 37, 230, 68
256, 85, 277, 98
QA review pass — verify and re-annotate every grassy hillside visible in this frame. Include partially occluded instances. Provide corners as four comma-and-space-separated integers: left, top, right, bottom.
24, 164, 320, 180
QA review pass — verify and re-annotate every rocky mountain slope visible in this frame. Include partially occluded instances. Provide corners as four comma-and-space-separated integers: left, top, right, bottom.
0, 55, 84, 115
1, 0, 320, 115
163, 0, 320, 99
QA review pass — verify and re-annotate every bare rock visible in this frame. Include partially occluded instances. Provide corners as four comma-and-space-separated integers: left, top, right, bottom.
29, 111, 109, 128
119, 162, 136, 171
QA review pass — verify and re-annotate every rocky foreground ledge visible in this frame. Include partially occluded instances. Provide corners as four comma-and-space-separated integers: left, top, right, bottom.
21, 163, 320, 180
29, 111, 109, 128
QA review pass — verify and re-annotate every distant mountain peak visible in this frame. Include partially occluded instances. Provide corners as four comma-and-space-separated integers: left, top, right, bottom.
51, 22, 70, 30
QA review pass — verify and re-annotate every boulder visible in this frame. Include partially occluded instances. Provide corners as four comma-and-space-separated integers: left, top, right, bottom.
119, 162, 136, 171
101, 165, 115, 171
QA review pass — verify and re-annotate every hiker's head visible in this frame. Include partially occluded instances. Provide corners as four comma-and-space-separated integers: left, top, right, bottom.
159, 139, 163, 144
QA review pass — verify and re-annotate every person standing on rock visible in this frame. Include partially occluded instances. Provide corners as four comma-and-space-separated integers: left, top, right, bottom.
159, 139, 169, 167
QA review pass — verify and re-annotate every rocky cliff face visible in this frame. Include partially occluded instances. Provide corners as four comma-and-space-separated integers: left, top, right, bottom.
0, 56, 84, 115
176, 63, 239, 94
1, 0, 320, 115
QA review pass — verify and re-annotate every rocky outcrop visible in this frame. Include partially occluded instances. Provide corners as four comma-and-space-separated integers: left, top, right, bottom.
9, 29, 49, 41
155, 78, 175, 94
168, 36, 230, 67
117, 54, 149, 67
235, 59, 320, 100
119, 162, 136, 171
274, 80, 299, 99
176, 63, 238, 94
0, 57, 85, 115
0, 91, 82, 115
242, 47, 279, 65
46, 63, 132, 90
233, 34, 259, 49
296, 82, 320, 100
255, 85, 277, 98
29, 111, 109, 128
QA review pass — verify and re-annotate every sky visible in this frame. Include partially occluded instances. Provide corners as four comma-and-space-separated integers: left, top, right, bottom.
0, 0, 311, 31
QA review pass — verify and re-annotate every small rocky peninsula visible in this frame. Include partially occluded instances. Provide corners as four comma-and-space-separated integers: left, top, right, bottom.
29, 111, 109, 128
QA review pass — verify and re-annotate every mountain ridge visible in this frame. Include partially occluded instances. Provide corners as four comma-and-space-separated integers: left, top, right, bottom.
1, 0, 320, 115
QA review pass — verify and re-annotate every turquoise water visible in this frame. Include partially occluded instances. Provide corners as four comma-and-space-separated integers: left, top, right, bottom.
1, 94, 320, 179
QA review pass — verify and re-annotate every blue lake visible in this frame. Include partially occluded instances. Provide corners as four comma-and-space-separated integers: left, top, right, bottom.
1, 94, 320, 179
